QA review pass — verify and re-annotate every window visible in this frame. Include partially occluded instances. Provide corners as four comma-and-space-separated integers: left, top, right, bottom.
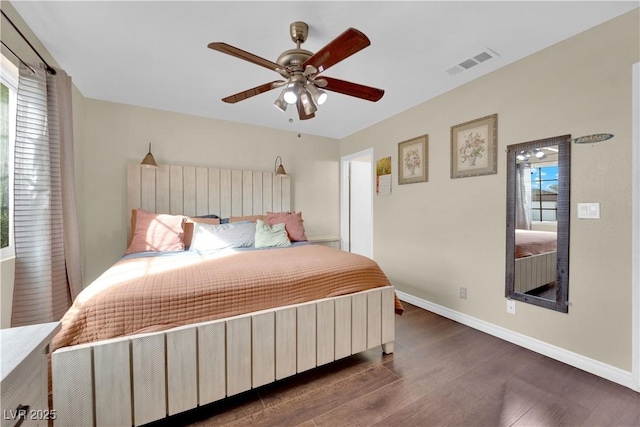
530, 164, 558, 221
1, 55, 18, 258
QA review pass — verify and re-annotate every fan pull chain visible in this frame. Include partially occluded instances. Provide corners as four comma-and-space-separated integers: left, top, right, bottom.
287, 107, 301, 138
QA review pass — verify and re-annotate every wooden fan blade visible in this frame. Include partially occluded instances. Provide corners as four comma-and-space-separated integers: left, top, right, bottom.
208, 42, 286, 74
297, 99, 315, 120
302, 28, 370, 74
322, 77, 384, 102
222, 80, 284, 104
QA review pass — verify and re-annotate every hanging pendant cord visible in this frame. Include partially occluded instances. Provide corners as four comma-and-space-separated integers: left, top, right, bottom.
1, 10, 56, 75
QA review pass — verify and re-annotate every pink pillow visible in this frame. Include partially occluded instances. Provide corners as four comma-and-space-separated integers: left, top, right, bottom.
126, 209, 187, 254
266, 211, 307, 242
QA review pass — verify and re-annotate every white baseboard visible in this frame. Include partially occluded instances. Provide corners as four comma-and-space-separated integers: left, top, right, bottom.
396, 290, 639, 392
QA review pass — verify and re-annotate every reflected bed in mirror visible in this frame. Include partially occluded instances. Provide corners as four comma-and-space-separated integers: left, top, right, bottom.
506, 134, 570, 312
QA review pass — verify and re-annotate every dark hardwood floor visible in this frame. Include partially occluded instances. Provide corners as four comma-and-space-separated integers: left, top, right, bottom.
149, 303, 640, 427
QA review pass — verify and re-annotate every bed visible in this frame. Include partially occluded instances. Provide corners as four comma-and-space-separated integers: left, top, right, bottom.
514, 229, 557, 294
50, 163, 399, 427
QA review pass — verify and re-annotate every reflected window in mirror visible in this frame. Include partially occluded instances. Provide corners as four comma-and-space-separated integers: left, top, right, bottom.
506, 135, 570, 313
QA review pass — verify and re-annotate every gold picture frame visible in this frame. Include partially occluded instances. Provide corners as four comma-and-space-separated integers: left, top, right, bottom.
450, 114, 498, 178
398, 134, 428, 185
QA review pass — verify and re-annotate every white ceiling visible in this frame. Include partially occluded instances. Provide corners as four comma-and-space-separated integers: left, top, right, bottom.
9, 1, 639, 139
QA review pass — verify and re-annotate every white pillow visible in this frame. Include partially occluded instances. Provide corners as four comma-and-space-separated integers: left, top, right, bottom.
255, 219, 291, 248
189, 221, 255, 250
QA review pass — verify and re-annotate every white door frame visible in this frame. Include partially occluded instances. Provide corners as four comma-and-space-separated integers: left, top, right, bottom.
632, 61, 639, 391
340, 148, 374, 253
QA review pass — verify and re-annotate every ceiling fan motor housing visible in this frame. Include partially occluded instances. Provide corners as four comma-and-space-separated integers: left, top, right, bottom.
277, 22, 312, 71
289, 21, 309, 44
276, 49, 312, 70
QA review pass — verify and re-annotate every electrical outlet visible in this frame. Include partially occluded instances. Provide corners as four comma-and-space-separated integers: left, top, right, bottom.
507, 299, 516, 315
460, 287, 467, 300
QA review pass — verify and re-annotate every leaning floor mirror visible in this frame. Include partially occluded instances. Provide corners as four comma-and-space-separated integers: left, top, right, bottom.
505, 134, 570, 313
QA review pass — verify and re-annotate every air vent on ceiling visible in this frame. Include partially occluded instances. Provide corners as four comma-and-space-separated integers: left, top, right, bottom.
446, 48, 499, 76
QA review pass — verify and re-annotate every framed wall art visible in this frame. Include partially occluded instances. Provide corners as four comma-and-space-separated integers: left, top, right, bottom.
398, 134, 428, 185
450, 113, 498, 179
376, 156, 392, 195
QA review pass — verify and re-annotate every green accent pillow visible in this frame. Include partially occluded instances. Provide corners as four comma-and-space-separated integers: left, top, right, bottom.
255, 219, 292, 248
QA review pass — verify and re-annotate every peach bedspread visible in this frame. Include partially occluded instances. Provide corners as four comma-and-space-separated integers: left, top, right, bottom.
515, 229, 557, 258
53, 245, 401, 351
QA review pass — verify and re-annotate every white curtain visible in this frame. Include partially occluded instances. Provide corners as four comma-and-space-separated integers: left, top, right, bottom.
11, 64, 82, 326
515, 163, 532, 230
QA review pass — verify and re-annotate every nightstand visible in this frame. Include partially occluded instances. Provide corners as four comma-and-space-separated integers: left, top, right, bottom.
1, 322, 61, 427
307, 235, 341, 249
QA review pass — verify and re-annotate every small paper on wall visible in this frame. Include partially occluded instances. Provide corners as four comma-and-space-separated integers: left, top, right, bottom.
376, 156, 392, 196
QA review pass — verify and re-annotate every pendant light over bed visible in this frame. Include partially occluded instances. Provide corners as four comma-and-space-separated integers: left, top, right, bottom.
141, 142, 158, 168
274, 156, 287, 176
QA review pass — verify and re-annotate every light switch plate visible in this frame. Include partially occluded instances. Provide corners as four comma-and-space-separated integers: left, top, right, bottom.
507, 299, 516, 315
577, 202, 600, 219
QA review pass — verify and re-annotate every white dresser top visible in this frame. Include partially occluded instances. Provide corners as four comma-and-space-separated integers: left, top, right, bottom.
1, 322, 60, 384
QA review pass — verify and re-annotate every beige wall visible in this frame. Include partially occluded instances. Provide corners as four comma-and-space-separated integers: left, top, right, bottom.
81, 100, 340, 283
341, 10, 639, 371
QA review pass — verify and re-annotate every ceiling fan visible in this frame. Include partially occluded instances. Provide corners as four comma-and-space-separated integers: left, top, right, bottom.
207, 21, 385, 120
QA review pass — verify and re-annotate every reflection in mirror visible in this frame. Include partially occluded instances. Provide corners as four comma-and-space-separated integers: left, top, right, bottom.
506, 135, 570, 313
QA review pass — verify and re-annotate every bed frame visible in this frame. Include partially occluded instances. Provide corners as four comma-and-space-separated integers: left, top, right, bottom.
51, 163, 396, 427
514, 251, 557, 294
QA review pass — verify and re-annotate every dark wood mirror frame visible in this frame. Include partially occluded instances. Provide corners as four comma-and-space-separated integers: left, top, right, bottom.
505, 134, 571, 313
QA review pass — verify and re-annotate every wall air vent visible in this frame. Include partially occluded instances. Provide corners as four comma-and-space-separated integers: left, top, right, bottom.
446, 48, 499, 76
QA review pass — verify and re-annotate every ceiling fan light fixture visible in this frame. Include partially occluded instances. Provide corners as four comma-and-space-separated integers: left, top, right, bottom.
283, 90, 298, 104
299, 89, 317, 115
306, 83, 327, 106
274, 91, 287, 112
316, 91, 328, 106
283, 82, 300, 104
517, 149, 547, 162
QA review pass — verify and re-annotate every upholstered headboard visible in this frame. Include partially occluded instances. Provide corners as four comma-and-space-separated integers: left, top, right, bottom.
126, 162, 291, 236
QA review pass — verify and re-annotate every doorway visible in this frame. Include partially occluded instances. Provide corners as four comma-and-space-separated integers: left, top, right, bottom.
340, 149, 374, 259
